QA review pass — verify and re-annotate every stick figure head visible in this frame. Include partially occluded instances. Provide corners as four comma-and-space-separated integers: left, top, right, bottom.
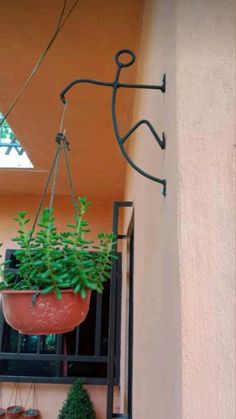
115, 49, 136, 68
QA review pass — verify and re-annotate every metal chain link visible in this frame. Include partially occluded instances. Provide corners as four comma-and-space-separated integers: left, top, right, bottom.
31, 102, 78, 234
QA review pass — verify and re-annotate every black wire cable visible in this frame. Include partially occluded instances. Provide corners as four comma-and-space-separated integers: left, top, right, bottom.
62, 135, 78, 219
30, 142, 62, 235
0, 0, 80, 128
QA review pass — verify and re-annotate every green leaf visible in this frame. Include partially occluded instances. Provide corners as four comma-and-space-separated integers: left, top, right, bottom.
81, 287, 87, 299
74, 283, 81, 294
40, 285, 54, 294
66, 223, 76, 229
55, 288, 62, 299
86, 282, 98, 291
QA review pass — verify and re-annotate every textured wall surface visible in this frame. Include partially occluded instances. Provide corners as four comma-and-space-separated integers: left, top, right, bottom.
124, 0, 236, 418
124, 0, 182, 417
177, 0, 236, 418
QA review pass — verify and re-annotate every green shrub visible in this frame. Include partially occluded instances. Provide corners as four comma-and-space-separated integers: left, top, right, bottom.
58, 379, 96, 419
0, 196, 116, 299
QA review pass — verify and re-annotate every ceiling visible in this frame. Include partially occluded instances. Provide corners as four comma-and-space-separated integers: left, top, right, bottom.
0, 0, 143, 200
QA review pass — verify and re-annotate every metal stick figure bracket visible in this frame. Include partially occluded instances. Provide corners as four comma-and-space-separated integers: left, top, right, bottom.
60, 49, 167, 196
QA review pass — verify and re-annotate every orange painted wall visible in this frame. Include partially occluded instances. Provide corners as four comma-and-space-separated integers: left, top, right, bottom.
1, 383, 116, 419
0, 194, 114, 254
0, 194, 118, 418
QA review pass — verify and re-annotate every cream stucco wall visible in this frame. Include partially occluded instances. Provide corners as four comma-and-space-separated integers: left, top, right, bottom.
124, 0, 182, 418
177, 1, 235, 418
124, 0, 236, 418
0, 194, 118, 418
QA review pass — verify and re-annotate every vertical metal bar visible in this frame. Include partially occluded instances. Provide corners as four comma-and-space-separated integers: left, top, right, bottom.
106, 201, 133, 419
36, 336, 41, 354
75, 327, 80, 355
106, 202, 119, 419
0, 310, 4, 350
56, 334, 62, 354
17, 334, 21, 354
127, 232, 134, 418
115, 253, 122, 383
94, 294, 103, 355
55, 334, 63, 377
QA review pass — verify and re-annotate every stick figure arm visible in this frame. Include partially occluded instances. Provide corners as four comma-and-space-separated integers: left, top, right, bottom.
60, 79, 114, 104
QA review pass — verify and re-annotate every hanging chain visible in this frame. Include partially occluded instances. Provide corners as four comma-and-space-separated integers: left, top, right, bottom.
17, 381, 23, 407
8, 382, 15, 406
33, 383, 38, 410
52, 101, 78, 218
0, 382, 2, 408
31, 142, 62, 235
24, 382, 33, 410
8, 380, 22, 407
31, 101, 78, 235
24, 382, 38, 411
49, 101, 68, 210
59, 100, 68, 132
49, 136, 62, 210
62, 136, 78, 219
0, 0, 81, 130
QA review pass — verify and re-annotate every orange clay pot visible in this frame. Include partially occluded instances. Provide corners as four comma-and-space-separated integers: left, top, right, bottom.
0, 289, 91, 335
22, 409, 40, 417
6, 406, 24, 417
0, 408, 5, 417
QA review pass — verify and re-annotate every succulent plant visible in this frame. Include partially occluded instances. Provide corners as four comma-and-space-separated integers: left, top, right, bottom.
0, 196, 116, 300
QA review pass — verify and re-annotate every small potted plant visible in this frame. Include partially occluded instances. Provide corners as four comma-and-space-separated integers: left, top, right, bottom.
0, 196, 116, 335
22, 408, 40, 417
58, 378, 96, 419
6, 406, 24, 417
0, 408, 5, 417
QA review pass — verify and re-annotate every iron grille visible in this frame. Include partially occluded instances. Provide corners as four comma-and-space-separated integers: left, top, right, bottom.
0, 250, 122, 385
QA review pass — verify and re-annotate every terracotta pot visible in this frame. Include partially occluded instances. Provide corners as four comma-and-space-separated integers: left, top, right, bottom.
6, 406, 24, 417
1, 289, 91, 335
0, 408, 5, 417
22, 409, 40, 417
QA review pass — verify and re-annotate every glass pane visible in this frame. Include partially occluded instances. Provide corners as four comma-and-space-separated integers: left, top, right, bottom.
40, 335, 56, 354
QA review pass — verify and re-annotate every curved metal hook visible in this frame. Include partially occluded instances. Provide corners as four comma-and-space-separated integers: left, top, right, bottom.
59, 49, 167, 195
111, 50, 166, 195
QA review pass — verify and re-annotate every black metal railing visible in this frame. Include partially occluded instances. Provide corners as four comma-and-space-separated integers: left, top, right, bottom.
0, 250, 122, 385
0, 201, 134, 419
106, 201, 134, 419
0, 140, 24, 156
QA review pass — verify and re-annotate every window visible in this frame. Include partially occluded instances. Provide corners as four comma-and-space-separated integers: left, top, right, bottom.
0, 113, 33, 168
0, 250, 121, 384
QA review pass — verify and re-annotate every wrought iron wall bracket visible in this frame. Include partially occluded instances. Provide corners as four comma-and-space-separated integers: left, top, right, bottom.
60, 49, 167, 196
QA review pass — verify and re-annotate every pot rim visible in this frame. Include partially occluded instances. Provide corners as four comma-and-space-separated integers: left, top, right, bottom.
6, 405, 24, 412
0, 288, 89, 295
22, 408, 40, 417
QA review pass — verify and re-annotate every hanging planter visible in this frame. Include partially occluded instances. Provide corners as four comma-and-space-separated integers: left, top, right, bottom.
0, 408, 5, 417
1, 288, 91, 335
0, 383, 6, 417
22, 409, 40, 418
0, 133, 116, 335
6, 383, 24, 418
6, 406, 24, 418
22, 384, 40, 418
